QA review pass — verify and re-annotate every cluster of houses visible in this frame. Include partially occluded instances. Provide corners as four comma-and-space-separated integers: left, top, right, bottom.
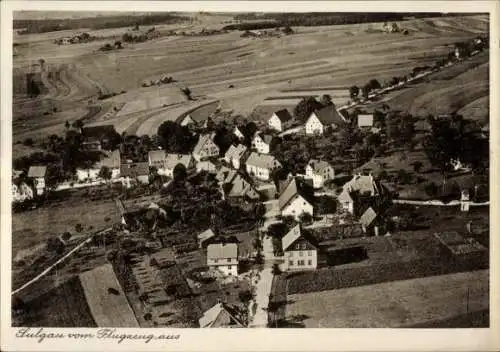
54, 32, 95, 45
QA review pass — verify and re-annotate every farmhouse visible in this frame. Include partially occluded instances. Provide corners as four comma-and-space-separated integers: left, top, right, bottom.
81, 125, 120, 151
359, 206, 380, 236
224, 173, 260, 201
282, 224, 319, 271
268, 108, 293, 132
192, 133, 220, 162
278, 178, 314, 220
198, 228, 217, 248
305, 159, 335, 189
245, 152, 281, 181
196, 160, 217, 174
357, 114, 374, 129
224, 144, 248, 169
251, 133, 273, 154
27, 165, 47, 195
305, 105, 347, 135
338, 173, 384, 216
206, 243, 238, 276
148, 150, 193, 177
199, 302, 245, 328
120, 162, 150, 186
77, 149, 121, 182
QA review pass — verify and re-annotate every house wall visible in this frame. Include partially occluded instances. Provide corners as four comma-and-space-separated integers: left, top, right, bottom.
137, 175, 150, 184
196, 162, 217, 173
252, 137, 270, 154
268, 114, 282, 132
76, 168, 100, 182
305, 113, 324, 135
194, 141, 219, 161
246, 164, 270, 181
284, 249, 317, 271
33, 177, 45, 195
207, 258, 238, 276
282, 195, 313, 220
232, 157, 241, 170
341, 200, 354, 214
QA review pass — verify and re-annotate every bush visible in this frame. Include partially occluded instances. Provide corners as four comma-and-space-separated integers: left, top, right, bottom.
424, 182, 438, 197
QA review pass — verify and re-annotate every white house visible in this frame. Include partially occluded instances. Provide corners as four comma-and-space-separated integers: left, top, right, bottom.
77, 149, 121, 182
305, 159, 335, 189
192, 133, 220, 162
251, 133, 272, 154
268, 109, 293, 132
27, 166, 47, 195
206, 243, 238, 276
305, 105, 347, 135
233, 126, 245, 141
357, 114, 374, 129
148, 150, 193, 177
338, 173, 381, 216
224, 144, 248, 170
282, 224, 318, 271
179, 114, 195, 126
198, 302, 245, 328
245, 152, 281, 181
278, 178, 314, 220
198, 228, 217, 248
196, 160, 217, 174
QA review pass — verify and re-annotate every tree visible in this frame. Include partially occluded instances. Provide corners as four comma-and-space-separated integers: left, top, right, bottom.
61, 232, 72, 241
114, 40, 123, 49
65, 120, 70, 129
157, 121, 195, 153
72, 119, 84, 130
361, 84, 370, 99
293, 97, 323, 123
319, 94, 333, 107
75, 223, 83, 233
349, 85, 359, 99
298, 212, 313, 224
282, 26, 294, 35
367, 79, 381, 90
238, 290, 253, 304
181, 87, 193, 100
98, 165, 112, 182
173, 163, 187, 183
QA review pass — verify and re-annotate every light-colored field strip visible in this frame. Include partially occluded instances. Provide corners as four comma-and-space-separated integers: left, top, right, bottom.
79, 263, 139, 327
286, 270, 489, 328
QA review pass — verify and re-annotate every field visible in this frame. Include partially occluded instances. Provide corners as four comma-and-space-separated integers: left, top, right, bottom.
13, 276, 97, 327
79, 263, 139, 327
12, 193, 120, 258
12, 14, 489, 146
285, 270, 489, 328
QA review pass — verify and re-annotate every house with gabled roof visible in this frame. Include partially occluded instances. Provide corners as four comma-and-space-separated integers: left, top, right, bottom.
233, 126, 245, 141
268, 108, 293, 132
27, 165, 47, 195
251, 133, 273, 154
305, 105, 347, 135
338, 173, 384, 216
178, 114, 195, 127
245, 152, 281, 181
77, 149, 121, 182
199, 301, 245, 328
192, 133, 220, 162
279, 178, 314, 220
359, 206, 380, 235
120, 161, 150, 186
224, 173, 260, 201
282, 224, 319, 271
148, 150, 193, 177
196, 160, 217, 174
305, 159, 335, 189
224, 144, 248, 170
206, 243, 238, 276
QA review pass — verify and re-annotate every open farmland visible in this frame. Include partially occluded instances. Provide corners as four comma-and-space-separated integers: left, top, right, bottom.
285, 270, 489, 328
79, 264, 139, 327
12, 194, 119, 258
13, 14, 489, 144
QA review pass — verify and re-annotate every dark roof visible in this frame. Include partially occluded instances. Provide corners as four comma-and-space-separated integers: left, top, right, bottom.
274, 109, 293, 123
120, 162, 150, 177
312, 105, 346, 126
82, 125, 118, 140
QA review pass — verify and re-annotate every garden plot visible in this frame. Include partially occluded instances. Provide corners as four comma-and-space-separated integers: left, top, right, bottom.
79, 263, 139, 327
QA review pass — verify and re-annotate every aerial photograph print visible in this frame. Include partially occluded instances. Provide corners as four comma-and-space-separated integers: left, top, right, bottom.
10, 9, 490, 329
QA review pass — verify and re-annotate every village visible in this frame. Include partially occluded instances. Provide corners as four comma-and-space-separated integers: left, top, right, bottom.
11, 12, 490, 329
